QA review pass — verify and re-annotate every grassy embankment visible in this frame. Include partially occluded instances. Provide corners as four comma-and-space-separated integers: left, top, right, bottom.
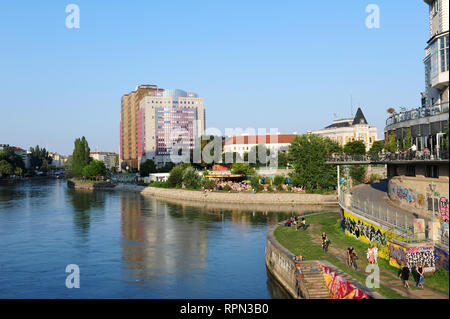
274, 212, 449, 298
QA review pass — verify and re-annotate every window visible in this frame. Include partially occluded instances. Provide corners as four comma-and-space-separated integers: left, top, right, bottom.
406, 165, 416, 177
432, 0, 439, 15
440, 36, 449, 72
425, 165, 439, 178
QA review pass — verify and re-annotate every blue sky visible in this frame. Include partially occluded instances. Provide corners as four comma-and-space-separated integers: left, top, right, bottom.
0, 1, 429, 155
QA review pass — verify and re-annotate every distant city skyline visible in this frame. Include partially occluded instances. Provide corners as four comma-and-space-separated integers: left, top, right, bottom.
0, 1, 429, 155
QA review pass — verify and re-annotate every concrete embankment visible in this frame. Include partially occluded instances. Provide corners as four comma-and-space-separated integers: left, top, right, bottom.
141, 187, 338, 206
67, 179, 116, 190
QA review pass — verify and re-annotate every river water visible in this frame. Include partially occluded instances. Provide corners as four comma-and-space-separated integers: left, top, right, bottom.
0, 179, 332, 298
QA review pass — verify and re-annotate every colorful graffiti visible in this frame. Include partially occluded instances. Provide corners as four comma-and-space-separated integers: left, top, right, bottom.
340, 208, 405, 259
322, 265, 371, 299
440, 197, 449, 221
434, 246, 449, 272
389, 243, 407, 268
413, 219, 425, 238
388, 181, 426, 208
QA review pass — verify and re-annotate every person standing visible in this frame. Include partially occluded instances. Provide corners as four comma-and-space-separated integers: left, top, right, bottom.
399, 262, 410, 288
372, 243, 378, 264
416, 263, 424, 289
367, 245, 374, 264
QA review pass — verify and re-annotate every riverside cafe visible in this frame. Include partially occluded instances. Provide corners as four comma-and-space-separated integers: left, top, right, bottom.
205, 165, 245, 182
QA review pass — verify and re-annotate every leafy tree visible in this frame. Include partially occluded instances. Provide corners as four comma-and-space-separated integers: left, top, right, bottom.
71, 137, 91, 177
0, 160, 13, 177
324, 137, 343, 154
201, 178, 216, 190
288, 134, 336, 191
182, 167, 201, 189
0, 146, 25, 176
29, 145, 52, 170
277, 152, 289, 168
273, 175, 285, 187
350, 165, 367, 185
82, 160, 107, 179
368, 140, 384, 154
247, 144, 270, 166
231, 163, 255, 176
385, 132, 397, 152
140, 159, 157, 176
401, 128, 412, 150
157, 162, 175, 173
222, 152, 242, 164
250, 175, 260, 191
168, 165, 185, 188
343, 140, 366, 155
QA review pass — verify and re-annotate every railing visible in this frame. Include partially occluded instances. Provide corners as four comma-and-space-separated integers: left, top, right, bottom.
328, 149, 449, 163
385, 102, 449, 126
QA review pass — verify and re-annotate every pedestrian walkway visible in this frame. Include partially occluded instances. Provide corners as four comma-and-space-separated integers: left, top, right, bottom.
298, 260, 330, 299
351, 180, 430, 221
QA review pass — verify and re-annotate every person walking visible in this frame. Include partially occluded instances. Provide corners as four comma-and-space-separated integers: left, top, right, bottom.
372, 243, 378, 264
321, 233, 329, 252
367, 245, 374, 264
399, 262, 410, 288
416, 263, 424, 289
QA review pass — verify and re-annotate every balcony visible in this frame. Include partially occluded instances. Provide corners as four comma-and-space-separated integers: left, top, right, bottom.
385, 102, 449, 127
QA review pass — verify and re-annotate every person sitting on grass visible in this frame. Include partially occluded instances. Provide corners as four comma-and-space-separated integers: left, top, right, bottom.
298, 217, 307, 230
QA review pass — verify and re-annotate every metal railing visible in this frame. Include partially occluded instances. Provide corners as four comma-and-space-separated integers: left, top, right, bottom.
386, 102, 449, 126
328, 149, 449, 163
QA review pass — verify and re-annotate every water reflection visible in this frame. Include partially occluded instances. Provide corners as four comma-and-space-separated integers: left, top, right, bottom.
66, 189, 106, 235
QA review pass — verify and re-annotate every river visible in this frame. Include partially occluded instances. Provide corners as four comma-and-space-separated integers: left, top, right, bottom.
0, 179, 333, 298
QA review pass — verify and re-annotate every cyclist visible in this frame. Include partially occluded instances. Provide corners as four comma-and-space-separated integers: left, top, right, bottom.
321, 233, 329, 252
347, 246, 358, 269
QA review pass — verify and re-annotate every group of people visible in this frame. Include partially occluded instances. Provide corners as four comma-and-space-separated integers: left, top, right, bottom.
284, 216, 307, 230
399, 262, 425, 289
366, 244, 378, 264
214, 181, 252, 192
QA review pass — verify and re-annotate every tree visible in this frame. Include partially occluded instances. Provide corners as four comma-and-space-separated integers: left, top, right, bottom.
0, 160, 13, 177
368, 140, 384, 154
139, 159, 156, 176
168, 165, 185, 188
0, 146, 25, 176
182, 166, 201, 189
250, 175, 260, 191
273, 175, 285, 187
277, 151, 288, 168
231, 163, 255, 176
444, 121, 449, 150
82, 160, 107, 179
402, 128, 412, 150
350, 165, 367, 185
222, 152, 242, 164
324, 137, 343, 154
248, 144, 270, 166
385, 132, 397, 152
288, 134, 336, 191
29, 145, 52, 171
71, 137, 91, 177
158, 162, 175, 173
343, 140, 366, 155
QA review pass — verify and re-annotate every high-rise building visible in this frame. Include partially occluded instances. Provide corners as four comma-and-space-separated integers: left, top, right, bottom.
120, 85, 162, 170
423, 0, 449, 107
137, 89, 205, 168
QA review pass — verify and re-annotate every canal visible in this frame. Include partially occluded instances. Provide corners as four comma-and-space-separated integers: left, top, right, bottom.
0, 179, 332, 298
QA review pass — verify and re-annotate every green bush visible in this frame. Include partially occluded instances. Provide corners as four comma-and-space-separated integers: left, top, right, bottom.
273, 175, 285, 186
151, 181, 169, 188
168, 166, 185, 188
350, 165, 367, 185
250, 175, 260, 191
231, 163, 255, 176
201, 178, 216, 189
369, 174, 381, 183
223, 185, 231, 192
182, 167, 201, 189
82, 160, 107, 179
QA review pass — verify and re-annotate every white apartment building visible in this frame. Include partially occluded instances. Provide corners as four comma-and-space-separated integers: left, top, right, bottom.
137, 89, 205, 168
90, 152, 118, 169
307, 108, 378, 152
424, 0, 449, 107
223, 134, 297, 159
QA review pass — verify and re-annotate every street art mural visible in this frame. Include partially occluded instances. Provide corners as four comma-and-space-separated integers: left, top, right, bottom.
322, 265, 371, 299
413, 219, 425, 238
340, 208, 405, 259
388, 181, 426, 208
440, 197, 449, 221
389, 243, 436, 272
389, 243, 407, 268
434, 246, 449, 272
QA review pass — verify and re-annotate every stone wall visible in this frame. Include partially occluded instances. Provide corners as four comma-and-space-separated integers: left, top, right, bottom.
141, 187, 337, 206
67, 179, 116, 190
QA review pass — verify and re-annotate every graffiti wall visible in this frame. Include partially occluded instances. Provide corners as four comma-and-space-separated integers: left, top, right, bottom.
434, 246, 449, 272
340, 207, 405, 259
388, 180, 426, 209
322, 265, 371, 299
388, 242, 436, 272
440, 197, 449, 221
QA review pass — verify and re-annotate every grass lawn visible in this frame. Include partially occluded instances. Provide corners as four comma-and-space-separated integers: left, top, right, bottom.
274, 212, 449, 298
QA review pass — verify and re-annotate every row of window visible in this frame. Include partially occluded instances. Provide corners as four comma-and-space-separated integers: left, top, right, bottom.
403, 165, 439, 178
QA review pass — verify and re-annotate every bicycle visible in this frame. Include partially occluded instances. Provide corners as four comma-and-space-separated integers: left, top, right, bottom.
347, 254, 358, 270
322, 239, 330, 253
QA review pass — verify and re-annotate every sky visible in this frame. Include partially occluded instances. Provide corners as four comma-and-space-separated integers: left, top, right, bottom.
0, 1, 429, 155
